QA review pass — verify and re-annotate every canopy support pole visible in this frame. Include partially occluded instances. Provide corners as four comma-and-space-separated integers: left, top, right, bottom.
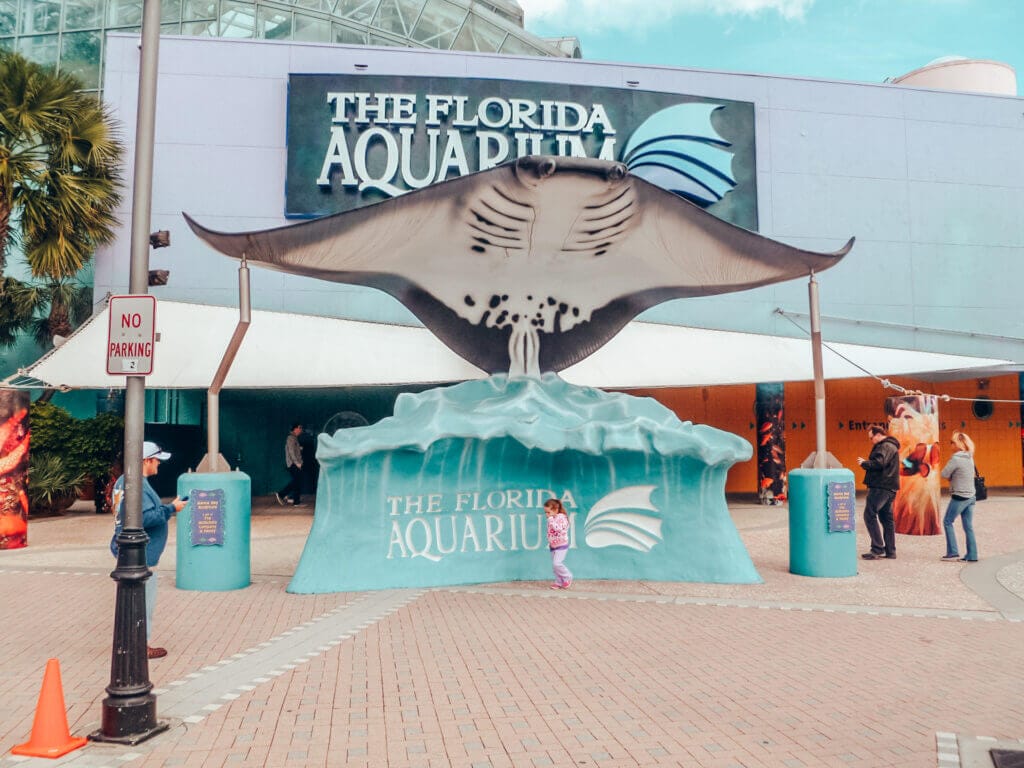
197, 257, 250, 473
809, 271, 827, 468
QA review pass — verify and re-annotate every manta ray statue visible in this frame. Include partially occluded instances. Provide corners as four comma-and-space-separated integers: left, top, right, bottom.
185, 155, 852, 376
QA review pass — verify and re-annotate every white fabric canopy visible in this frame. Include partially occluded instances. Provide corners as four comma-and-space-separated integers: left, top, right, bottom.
9, 300, 1011, 390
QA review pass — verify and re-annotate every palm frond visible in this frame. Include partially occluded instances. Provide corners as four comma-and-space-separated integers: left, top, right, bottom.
0, 49, 125, 278
0, 275, 47, 347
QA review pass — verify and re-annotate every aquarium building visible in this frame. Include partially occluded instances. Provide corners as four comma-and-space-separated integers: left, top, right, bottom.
6, 29, 1024, 496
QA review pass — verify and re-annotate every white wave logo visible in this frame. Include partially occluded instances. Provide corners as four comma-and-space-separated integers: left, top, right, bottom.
623, 103, 737, 208
584, 485, 663, 553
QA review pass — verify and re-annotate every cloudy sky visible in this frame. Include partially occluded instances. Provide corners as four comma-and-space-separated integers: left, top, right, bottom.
517, 0, 1022, 88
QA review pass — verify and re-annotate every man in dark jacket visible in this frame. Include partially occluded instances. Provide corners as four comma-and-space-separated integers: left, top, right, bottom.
857, 425, 901, 560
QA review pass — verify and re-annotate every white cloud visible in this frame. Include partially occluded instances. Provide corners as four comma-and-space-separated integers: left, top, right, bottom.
518, 0, 815, 31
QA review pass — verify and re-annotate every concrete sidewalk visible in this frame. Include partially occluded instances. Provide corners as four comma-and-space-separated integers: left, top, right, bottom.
1, 492, 1022, 767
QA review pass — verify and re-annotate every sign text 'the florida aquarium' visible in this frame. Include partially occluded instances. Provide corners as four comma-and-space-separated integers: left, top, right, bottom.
285, 74, 758, 229
385, 487, 577, 562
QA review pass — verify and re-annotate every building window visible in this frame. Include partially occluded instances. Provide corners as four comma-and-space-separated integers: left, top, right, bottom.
370, 0, 423, 38
17, 31, 58, 65
21, 0, 59, 33
337, 0, 377, 24
332, 20, 366, 44
60, 29, 100, 87
292, 13, 329, 41
972, 396, 994, 421
63, 0, 102, 31
453, 11, 503, 53
410, 0, 463, 49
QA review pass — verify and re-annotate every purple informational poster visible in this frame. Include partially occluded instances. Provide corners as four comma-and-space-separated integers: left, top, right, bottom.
827, 481, 856, 533
190, 489, 225, 546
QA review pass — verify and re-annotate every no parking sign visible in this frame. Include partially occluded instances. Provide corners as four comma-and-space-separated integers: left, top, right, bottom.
106, 295, 156, 375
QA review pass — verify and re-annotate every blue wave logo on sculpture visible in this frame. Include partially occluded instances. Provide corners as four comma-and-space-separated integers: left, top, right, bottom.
623, 103, 737, 207
584, 485, 664, 553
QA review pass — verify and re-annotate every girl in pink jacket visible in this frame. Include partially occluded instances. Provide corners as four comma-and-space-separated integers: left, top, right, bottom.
544, 498, 573, 589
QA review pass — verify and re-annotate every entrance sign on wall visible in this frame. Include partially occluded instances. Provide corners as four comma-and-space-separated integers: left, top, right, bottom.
286, 74, 758, 230
106, 295, 156, 375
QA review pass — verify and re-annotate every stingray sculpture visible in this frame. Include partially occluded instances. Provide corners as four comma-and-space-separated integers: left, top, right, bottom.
185, 156, 852, 376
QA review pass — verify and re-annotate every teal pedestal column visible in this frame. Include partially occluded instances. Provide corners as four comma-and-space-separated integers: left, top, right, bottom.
175, 471, 251, 591
788, 468, 857, 578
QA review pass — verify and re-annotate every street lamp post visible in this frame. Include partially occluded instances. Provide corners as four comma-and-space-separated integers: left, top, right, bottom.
90, 0, 167, 744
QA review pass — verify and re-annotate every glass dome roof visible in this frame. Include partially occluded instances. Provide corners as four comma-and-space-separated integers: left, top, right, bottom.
0, 0, 575, 92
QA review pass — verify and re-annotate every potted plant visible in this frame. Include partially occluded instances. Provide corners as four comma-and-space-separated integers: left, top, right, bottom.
26, 453, 85, 516
66, 412, 123, 514
27, 401, 122, 516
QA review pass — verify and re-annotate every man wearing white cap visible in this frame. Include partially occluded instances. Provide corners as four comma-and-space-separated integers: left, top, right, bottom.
110, 441, 187, 659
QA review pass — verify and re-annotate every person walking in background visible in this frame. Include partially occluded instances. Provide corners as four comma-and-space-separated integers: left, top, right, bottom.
857, 425, 901, 560
298, 426, 318, 497
940, 431, 978, 562
545, 498, 572, 589
275, 422, 304, 506
110, 441, 187, 659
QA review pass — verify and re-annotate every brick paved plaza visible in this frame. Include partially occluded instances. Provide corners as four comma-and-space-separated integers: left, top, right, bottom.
1, 494, 1022, 768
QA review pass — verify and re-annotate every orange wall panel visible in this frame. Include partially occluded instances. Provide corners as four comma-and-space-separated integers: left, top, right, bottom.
622, 385, 758, 493
619, 374, 1022, 494
786, 375, 1021, 488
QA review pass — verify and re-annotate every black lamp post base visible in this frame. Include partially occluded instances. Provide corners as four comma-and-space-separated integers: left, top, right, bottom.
90, 695, 169, 745
96, 525, 165, 745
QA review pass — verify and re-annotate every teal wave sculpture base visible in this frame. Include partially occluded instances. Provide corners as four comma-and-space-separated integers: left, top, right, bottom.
288, 375, 760, 593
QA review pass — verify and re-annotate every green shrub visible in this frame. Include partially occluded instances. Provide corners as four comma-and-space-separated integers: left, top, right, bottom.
28, 401, 124, 514
27, 401, 74, 455
67, 411, 124, 480
27, 453, 85, 514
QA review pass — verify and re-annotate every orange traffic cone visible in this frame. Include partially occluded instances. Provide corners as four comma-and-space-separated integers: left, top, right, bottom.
11, 659, 88, 758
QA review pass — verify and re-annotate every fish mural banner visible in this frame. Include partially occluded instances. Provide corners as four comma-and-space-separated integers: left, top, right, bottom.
0, 390, 30, 549
755, 383, 786, 505
886, 394, 941, 535
288, 376, 761, 592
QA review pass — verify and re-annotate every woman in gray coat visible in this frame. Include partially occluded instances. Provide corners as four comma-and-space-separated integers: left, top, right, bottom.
940, 431, 978, 562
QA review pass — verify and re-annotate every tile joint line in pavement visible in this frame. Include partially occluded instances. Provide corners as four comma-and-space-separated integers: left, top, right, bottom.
444, 584, 1015, 622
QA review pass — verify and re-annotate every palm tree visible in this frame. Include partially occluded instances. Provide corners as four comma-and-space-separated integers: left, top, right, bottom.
0, 275, 33, 347
3, 276, 93, 344
0, 50, 123, 346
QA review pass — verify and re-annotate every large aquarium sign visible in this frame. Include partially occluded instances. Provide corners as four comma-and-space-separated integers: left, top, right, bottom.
285, 74, 758, 229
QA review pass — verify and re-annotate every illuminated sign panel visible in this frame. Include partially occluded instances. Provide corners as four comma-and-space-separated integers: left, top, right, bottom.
285, 74, 757, 230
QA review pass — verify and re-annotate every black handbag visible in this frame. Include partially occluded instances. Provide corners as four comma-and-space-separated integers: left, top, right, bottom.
974, 464, 988, 501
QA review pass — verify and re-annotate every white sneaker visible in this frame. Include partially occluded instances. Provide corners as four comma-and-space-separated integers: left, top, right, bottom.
274, 492, 285, 506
